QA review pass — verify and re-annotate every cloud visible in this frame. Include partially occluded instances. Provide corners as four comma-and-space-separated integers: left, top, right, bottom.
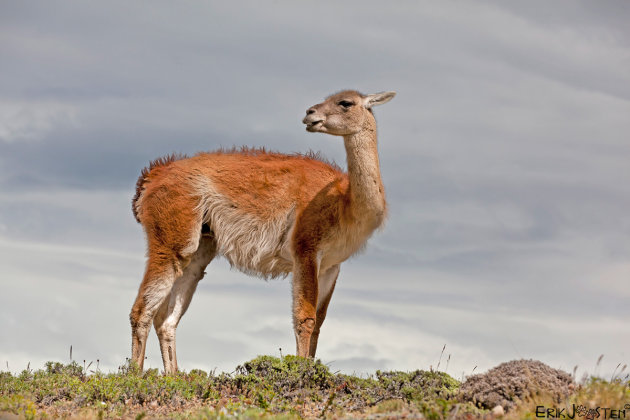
1, 229, 628, 376
0, 100, 78, 143
0, 1, 628, 377
0, 189, 142, 250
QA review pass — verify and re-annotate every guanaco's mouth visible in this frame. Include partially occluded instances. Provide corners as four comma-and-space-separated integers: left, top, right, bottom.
305, 120, 323, 132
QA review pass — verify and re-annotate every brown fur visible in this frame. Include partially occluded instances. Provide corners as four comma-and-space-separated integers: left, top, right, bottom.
133, 148, 343, 223
132, 153, 187, 223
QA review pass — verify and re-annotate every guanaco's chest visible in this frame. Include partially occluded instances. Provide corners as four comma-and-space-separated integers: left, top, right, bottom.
318, 211, 384, 272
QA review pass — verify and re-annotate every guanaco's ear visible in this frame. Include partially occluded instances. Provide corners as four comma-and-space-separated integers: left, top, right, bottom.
363, 91, 396, 108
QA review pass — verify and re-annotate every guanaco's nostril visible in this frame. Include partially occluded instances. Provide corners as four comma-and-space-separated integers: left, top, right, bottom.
306, 108, 316, 115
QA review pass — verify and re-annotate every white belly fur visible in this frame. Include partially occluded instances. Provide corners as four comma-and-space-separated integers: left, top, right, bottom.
194, 179, 295, 279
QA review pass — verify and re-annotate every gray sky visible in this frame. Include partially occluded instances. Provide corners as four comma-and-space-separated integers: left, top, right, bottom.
1, 1, 629, 378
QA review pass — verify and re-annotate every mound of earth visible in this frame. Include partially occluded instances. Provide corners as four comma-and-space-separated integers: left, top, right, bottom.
458, 359, 574, 411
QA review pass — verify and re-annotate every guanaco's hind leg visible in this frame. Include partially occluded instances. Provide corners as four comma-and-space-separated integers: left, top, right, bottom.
153, 236, 216, 374
129, 252, 179, 371
130, 184, 204, 371
308, 264, 340, 357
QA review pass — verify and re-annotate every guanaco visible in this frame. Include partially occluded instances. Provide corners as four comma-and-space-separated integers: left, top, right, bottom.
130, 90, 395, 373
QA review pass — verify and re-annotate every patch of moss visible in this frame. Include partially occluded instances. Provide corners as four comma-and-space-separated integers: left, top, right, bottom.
377, 369, 460, 399
238, 355, 333, 391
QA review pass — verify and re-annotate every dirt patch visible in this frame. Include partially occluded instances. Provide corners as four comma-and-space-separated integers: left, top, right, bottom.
458, 359, 574, 411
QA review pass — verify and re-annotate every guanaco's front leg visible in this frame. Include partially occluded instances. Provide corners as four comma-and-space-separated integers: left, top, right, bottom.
292, 256, 318, 358
309, 264, 340, 357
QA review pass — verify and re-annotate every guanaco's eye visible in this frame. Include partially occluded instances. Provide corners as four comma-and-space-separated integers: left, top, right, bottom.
338, 100, 354, 108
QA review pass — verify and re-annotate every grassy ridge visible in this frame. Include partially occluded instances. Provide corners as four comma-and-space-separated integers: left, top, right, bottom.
1, 356, 628, 419
0, 356, 475, 419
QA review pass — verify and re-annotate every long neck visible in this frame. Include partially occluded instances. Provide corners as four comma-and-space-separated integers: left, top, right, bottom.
343, 115, 386, 222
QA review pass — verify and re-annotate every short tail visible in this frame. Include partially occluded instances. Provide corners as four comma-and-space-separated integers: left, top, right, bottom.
131, 153, 187, 223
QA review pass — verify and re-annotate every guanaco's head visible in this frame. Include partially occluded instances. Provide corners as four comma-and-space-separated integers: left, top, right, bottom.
302, 90, 396, 136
